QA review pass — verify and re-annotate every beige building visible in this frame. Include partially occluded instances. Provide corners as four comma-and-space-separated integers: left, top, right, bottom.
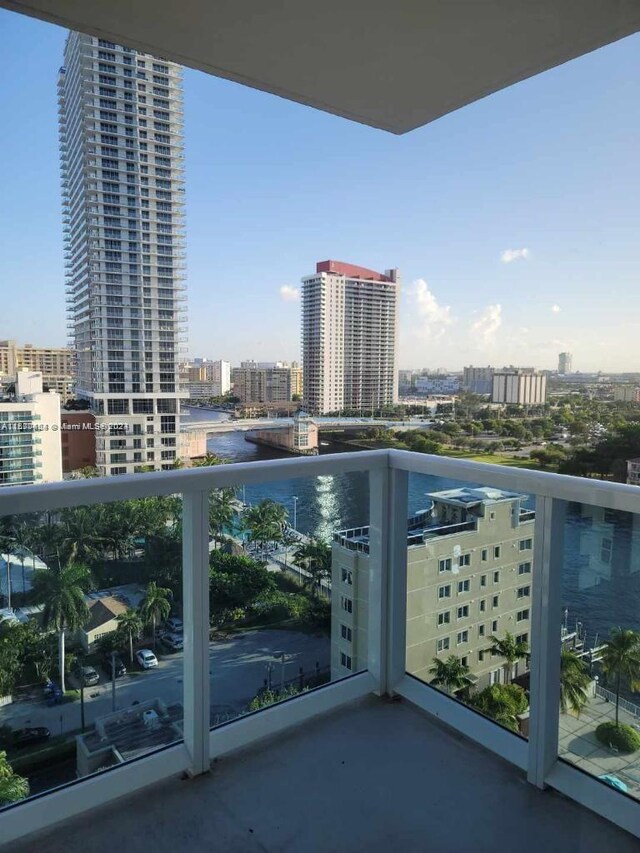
492, 369, 546, 405
0, 340, 73, 397
232, 362, 303, 404
331, 487, 535, 689
613, 385, 640, 403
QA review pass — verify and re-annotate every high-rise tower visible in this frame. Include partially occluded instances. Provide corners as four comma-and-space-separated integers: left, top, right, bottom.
301, 261, 399, 415
58, 33, 187, 475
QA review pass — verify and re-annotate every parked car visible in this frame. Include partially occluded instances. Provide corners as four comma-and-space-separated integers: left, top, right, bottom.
75, 665, 100, 687
165, 617, 183, 633
136, 649, 158, 669
103, 654, 127, 678
12, 727, 50, 748
162, 633, 184, 652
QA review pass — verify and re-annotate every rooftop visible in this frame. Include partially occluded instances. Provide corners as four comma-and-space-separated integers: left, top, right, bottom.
13, 697, 638, 853
429, 486, 526, 507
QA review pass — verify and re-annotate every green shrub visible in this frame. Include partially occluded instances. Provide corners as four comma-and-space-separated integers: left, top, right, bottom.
596, 722, 640, 753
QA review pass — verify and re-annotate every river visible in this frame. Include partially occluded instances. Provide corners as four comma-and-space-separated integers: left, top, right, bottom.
183, 407, 640, 643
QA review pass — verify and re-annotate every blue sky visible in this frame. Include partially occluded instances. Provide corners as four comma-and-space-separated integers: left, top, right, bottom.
1, 11, 639, 372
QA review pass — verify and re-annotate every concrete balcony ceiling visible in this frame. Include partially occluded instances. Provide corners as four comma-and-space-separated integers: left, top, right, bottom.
2, 1, 640, 133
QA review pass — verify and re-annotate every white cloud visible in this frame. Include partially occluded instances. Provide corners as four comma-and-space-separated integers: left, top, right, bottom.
279, 285, 300, 302
470, 304, 502, 347
500, 248, 530, 264
406, 279, 453, 341
551, 304, 561, 314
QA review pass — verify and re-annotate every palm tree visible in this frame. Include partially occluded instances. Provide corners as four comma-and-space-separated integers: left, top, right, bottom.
429, 655, 473, 696
242, 499, 288, 556
209, 489, 236, 549
8, 522, 31, 595
600, 628, 640, 726
32, 562, 91, 693
560, 648, 592, 716
58, 507, 105, 564
139, 581, 172, 649
116, 610, 144, 663
281, 528, 298, 568
468, 683, 528, 732
292, 539, 331, 595
0, 752, 29, 806
488, 632, 529, 684
193, 453, 225, 468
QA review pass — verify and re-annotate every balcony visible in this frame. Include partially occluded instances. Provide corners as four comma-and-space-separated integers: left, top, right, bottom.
1, 449, 639, 848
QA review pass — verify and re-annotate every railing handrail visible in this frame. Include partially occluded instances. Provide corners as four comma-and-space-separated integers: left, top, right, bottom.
595, 684, 640, 719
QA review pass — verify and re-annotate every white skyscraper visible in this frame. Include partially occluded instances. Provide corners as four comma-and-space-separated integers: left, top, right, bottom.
558, 352, 573, 375
302, 261, 399, 415
58, 33, 187, 475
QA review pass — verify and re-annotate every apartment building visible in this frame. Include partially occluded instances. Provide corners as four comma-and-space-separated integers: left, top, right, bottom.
331, 487, 535, 689
613, 385, 640, 403
491, 369, 547, 405
558, 352, 573, 375
0, 372, 63, 486
302, 260, 399, 415
231, 362, 302, 404
462, 366, 495, 395
415, 375, 460, 395
0, 340, 73, 397
59, 33, 187, 475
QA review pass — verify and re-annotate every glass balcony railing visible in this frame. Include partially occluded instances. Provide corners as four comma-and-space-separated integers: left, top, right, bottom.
0, 449, 638, 846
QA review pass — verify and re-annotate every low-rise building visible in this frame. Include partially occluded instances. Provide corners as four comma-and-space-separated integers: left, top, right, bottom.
331, 487, 535, 689
613, 385, 640, 403
77, 585, 147, 652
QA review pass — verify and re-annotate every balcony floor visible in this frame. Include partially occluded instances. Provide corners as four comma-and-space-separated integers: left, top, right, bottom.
11, 696, 638, 853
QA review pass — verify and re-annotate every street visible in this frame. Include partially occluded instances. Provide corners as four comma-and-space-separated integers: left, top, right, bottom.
0, 629, 330, 736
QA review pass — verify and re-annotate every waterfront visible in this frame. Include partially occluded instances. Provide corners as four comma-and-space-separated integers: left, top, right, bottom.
183, 407, 640, 645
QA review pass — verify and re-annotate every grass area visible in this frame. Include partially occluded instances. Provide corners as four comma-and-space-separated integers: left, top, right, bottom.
443, 451, 542, 469
9, 737, 77, 774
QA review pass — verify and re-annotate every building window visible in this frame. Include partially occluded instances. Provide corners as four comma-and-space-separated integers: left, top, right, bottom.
479, 599, 486, 612
517, 586, 531, 599
341, 596, 353, 614
340, 652, 352, 671
492, 620, 499, 632
493, 571, 500, 583
493, 545, 501, 558
519, 538, 533, 551
458, 553, 471, 567
518, 562, 531, 575
478, 624, 485, 637
478, 650, 485, 662
492, 595, 499, 607
457, 630, 469, 645
436, 638, 450, 653
481, 549, 488, 562
461, 656, 468, 668
490, 512, 496, 521
438, 558, 452, 573
438, 585, 451, 599
517, 609, 530, 622
457, 605, 469, 619
437, 611, 451, 626
601, 537, 613, 564
341, 568, 353, 586
457, 580, 470, 594
516, 633, 528, 645
480, 575, 487, 587
341, 624, 352, 642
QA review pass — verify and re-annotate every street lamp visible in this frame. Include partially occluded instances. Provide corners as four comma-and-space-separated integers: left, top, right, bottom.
292, 496, 298, 532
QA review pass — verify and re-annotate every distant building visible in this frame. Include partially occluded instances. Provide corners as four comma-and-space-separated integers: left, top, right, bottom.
61, 410, 96, 474
0, 340, 73, 398
232, 363, 302, 404
0, 371, 62, 486
302, 260, 399, 414
332, 487, 535, 689
613, 385, 640, 403
491, 369, 546, 405
246, 411, 319, 456
463, 366, 494, 395
415, 375, 460, 395
183, 359, 231, 396
627, 459, 640, 486
558, 352, 573, 375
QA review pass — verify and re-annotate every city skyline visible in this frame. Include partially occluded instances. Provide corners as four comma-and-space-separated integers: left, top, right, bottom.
1, 13, 640, 371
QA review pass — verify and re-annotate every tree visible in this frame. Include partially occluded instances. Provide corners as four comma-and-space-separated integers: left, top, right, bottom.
280, 528, 298, 568
242, 499, 288, 555
560, 648, 592, 716
209, 489, 236, 549
139, 581, 173, 649
7, 521, 32, 595
209, 552, 274, 627
292, 539, 331, 596
488, 632, 529, 684
428, 655, 473, 696
32, 562, 91, 693
600, 628, 640, 726
0, 752, 29, 806
58, 507, 105, 564
116, 609, 144, 663
468, 684, 528, 732
193, 453, 225, 468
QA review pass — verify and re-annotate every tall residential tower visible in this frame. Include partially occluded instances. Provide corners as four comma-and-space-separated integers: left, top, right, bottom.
58, 33, 186, 475
302, 261, 399, 415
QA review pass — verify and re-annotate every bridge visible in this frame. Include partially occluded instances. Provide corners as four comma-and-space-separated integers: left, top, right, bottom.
181, 416, 432, 435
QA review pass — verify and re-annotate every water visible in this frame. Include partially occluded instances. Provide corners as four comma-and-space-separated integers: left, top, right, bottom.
184, 407, 640, 641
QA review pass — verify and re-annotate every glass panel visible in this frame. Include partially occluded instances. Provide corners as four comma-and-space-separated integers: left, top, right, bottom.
0, 496, 184, 806
209, 470, 368, 726
558, 501, 640, 801
405, 471, 534, 737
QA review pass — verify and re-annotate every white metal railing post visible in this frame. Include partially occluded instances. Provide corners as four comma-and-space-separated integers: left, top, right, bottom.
528, 496, 566, 788
368, 461, 408, 695
182, 489, 211, 776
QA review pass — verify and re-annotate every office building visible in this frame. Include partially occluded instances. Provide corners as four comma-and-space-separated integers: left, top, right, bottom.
231, 362, 302, 404
463, 366, 495, 395
0, 340, 73, 397
491, 369, 546, 405
415, 375, 460, 395
302, 260, 399, 415
332, 487, 535, 688
0, 372, 63, 486
558, 352, 573, 375
59, 33, 187, 476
